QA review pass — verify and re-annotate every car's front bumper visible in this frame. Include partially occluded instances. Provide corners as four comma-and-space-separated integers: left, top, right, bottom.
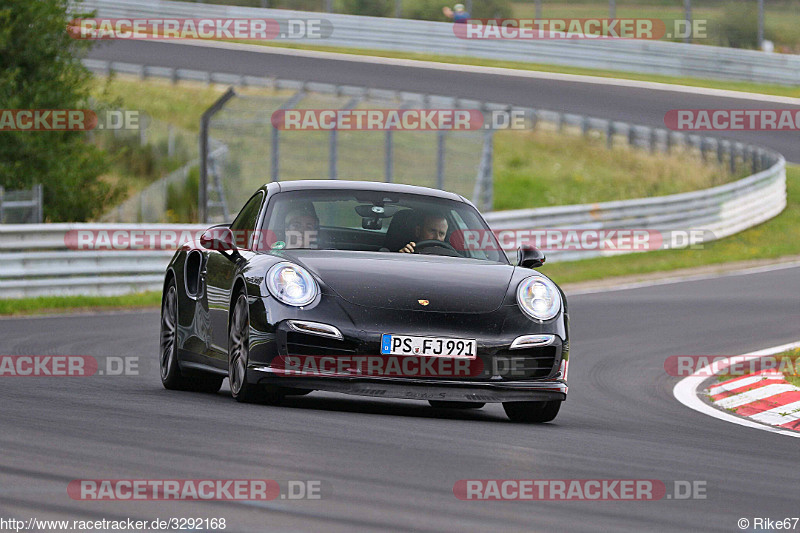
249, 368, 567, 403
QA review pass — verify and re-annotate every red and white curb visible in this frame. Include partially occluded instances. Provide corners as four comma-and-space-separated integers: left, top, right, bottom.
673, 341, 800, 438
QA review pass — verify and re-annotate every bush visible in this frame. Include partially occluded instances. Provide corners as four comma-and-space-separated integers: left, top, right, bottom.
336, 0, 393, 17
166, 166, 199, 223
0, 0, 119, 221
714, 2, 759, 49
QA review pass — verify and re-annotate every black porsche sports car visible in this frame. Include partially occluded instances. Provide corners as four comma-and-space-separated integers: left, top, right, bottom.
160, 180, 569, 423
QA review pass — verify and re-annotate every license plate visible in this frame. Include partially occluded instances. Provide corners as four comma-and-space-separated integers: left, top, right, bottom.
380, 334, 477, 358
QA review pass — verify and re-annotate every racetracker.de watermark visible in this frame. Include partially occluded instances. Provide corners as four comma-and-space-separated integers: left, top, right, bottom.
665, 109, 800, 131
453, 18, 706, 40
0, 356, 141, 377
454, 480, 707, 500
68, 479, 325, 500
68, 18, 332, 40
64, 228, 280, 251
272, 354, 480, 378
665, 355, 800, 377
271, 109, 484, 131
0, 109, 143, 132
270, 108, 543, 131
450, 229, 713, 252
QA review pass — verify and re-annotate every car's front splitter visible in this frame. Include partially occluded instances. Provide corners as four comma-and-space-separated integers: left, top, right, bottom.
250, 368, 567, 403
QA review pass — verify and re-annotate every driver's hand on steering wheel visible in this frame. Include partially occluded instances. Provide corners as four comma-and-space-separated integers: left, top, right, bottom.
399, 241, 416, 253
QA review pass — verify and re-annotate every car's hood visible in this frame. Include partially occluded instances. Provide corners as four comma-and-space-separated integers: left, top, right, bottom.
279, 250, 514, 313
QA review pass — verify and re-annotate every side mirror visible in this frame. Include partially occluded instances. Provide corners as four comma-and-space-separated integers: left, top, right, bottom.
200, 226, 239, 257
517, 244, 545, 268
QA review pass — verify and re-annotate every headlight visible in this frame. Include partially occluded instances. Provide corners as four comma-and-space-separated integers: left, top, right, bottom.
516, 275, 561, 321
266, 262, 318, 307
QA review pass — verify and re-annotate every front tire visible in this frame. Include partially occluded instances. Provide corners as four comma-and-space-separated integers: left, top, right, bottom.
228, 292, 281, 404
160, 280, 223, 393
503, 401, 561, 423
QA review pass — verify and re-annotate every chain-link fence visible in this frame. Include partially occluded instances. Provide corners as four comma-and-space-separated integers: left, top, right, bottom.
202, 83, 489, 223
0, 185, 43, 224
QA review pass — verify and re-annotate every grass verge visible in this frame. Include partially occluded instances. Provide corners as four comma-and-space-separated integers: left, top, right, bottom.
780, 348, 800, 388
0, 292, 162, 316
493, 128, 740, 209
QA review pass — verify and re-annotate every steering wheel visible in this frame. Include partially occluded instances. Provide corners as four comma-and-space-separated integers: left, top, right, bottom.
413, 239, 461, 257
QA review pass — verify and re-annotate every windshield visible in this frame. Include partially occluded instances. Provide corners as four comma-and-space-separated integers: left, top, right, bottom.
257, 189, 506, 263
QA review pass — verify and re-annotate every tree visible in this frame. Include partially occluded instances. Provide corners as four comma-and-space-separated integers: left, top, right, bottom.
0, 0, 114, 221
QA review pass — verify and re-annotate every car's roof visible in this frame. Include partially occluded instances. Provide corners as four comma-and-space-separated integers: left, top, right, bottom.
263, 180, 465, 202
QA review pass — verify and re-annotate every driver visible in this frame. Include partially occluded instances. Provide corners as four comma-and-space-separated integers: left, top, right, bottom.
398, 212, 448, 253
283, 205, 320, 249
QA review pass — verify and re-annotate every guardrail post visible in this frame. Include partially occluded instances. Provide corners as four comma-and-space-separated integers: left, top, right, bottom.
730, 144, 737, 174
385, 129, 393, 183
200, 87, 236, 224
648, 128, 656, 153
606, 121, 614, 149
271, 128, 280, 183
436, 130, 446, 190
581, 116, 590, 137
330, 95, 361, 180
683, 0, 692, 44
627, 125, 635, 147
474, 127, 494, 211
329, 126, 338, 180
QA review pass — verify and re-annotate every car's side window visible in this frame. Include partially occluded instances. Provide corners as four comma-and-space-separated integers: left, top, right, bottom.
230, 192, 264, 249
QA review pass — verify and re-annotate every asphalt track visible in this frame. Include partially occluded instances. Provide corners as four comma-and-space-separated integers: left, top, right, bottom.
87, 40, 800, 162
1, 265, 798, 532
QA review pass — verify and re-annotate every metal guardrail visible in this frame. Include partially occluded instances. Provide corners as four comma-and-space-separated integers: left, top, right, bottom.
0, 224, 204, 298
79, 0, 800, 85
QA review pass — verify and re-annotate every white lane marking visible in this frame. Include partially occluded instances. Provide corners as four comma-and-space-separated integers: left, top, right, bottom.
749, 400, 800, 425
566, 261, 800, 296
714, 384, 798, 409
707, 372, 785, 396
141, 40, 800, 105
673, 341, 800, 438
